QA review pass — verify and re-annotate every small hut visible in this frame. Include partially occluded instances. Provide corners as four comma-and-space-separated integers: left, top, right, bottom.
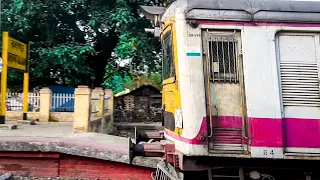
114, 84, 162, 123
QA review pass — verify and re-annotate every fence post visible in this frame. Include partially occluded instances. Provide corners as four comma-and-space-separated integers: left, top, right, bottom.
105, 89, 114, 122
74, 86, 91, 133
39, 88, 52, 122
92, 87, 104, 117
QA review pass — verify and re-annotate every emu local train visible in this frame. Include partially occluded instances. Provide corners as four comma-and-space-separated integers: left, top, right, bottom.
131, 0, 320, 179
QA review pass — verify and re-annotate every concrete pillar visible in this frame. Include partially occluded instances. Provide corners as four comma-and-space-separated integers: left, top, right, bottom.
101, 89, 114, 132
105, 89, 114, 121
39, 88, 52, 122
74, 86, 91, 133
92, 87, 105, 117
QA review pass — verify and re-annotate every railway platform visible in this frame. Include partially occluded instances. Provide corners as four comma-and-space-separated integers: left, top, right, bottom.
0, 121, 160, 179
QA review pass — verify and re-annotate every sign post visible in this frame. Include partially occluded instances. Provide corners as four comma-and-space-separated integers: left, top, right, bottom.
1, 32, 29, 124
1, 32, 9, 124
23, 43, 30, 120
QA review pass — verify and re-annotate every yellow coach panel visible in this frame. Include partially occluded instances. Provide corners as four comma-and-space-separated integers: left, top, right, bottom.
161, 17, 183, 136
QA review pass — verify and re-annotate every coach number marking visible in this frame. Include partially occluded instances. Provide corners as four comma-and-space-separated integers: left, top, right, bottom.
263, 149, 275, 156
189, 34, 200, 38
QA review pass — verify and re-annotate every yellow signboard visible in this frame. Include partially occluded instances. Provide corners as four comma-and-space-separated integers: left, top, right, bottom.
8, 37, 27, 58
1, 32, 29, 124
3, 33, 28, 71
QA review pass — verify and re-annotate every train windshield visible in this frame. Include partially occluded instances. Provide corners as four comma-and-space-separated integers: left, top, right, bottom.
161, 30, 175, 80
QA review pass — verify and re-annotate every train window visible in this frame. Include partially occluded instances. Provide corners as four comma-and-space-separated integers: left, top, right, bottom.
208, 37, 239, 83
162, 30, 175, 80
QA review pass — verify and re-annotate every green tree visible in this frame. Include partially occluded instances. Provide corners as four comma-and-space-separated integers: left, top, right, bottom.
1, 0, 162, 90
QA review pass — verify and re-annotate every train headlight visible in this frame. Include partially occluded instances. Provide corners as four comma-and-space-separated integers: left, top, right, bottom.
249, 171, 261, 180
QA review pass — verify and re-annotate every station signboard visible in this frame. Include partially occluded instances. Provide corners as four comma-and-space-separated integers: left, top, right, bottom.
5, 34, 28, 71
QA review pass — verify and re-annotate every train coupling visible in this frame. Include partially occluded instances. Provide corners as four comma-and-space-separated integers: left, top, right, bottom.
129, 137, 177, 166
134, 127, 165, 144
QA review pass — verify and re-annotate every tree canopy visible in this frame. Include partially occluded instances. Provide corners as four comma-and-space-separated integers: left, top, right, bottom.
1, 0, 164, 93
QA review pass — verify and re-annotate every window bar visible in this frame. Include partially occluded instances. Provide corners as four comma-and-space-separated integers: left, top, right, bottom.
210, 39, 214, 81
228, 39, 232, 83
216, 39, 220, 82
222, 39, 226, 82
233, 40, 237, 83
236, 42, 240, 84
207, 39, 211, 82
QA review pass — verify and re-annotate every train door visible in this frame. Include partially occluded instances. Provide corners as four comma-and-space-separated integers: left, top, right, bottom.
277, 33, 320, 154
202, 30, 248, 153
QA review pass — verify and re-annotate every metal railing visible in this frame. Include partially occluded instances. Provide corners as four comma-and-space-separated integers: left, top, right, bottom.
51, 93, 75, 112
6, 92, 40, 112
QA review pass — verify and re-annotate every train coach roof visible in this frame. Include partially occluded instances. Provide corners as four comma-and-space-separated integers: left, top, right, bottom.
162, 0, 320, 23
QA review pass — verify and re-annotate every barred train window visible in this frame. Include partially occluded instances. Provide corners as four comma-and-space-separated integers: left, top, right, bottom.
162, 30, 175, 80
208, 37, 239, 83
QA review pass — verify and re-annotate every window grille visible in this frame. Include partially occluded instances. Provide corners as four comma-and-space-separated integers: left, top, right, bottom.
207, 37, 239, 83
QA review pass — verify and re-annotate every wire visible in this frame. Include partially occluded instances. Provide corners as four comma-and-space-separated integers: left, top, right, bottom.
262, 174, 275, 180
